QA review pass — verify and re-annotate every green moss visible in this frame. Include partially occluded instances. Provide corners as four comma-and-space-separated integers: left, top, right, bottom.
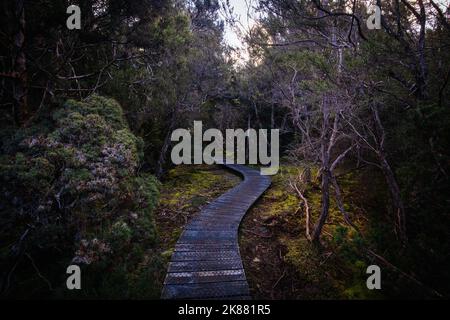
58, 96, 126, 131
161, 249, 174, 260
161, 165, 239, 208
110, 221, 133, 245
64, 167, 92, 182
283, 237, 339, 298
46, 145, 77, 165
241, 163, 380, 299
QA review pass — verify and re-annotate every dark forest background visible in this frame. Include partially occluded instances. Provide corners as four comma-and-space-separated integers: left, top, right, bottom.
0, 0, 449, 298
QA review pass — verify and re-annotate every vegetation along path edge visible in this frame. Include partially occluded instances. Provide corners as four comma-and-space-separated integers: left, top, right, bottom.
161, 164, 271, 299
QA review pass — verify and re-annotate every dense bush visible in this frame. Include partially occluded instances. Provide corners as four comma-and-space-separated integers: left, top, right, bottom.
0, 96, 161, 298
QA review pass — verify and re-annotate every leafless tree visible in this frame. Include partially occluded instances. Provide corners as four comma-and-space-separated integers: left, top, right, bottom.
343, 98, 407, 244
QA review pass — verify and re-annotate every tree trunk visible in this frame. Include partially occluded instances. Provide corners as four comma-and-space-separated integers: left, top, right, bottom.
378, 153, 407, 244
416, 0, 428, 99
312, 167, 330, 244
311, 97, 332, 245
156, 113, 176, 178
371, 103, 407, 244
13, 0, 28, 124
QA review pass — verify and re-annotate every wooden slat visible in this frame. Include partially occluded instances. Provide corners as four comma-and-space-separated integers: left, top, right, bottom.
161, 281, 250, 299
170, 250, 240, 262
174, 243, 239, 252
164, 269, 246, 285
168, 260, 244, 272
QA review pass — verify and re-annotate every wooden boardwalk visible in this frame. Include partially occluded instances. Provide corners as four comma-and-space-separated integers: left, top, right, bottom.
161, 164, 271, 299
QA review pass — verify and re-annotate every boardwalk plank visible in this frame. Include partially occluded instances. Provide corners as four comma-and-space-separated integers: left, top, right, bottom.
162, 281, 250, 299
168, 260, 244, 272
164, 269, 246, 285
170, 250, 240, 261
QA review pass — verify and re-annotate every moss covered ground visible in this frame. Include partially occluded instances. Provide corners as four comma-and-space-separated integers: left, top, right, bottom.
239, 163, 388, 299
152, 163, 386, 299
152, 162, 394, 299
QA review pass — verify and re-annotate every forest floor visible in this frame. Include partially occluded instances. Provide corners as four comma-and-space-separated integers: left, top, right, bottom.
239, 164, 384, 299
154, 163, 393, 299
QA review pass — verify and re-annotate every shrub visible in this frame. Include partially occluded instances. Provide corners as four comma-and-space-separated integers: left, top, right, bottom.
0, 96, 161, 298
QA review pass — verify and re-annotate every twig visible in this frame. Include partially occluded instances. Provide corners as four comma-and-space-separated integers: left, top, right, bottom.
289, 172, 312, 241
272, 269, 287, 289
367, 249, 443, 298
243, 229, 273, 238
25, 253, 53, 291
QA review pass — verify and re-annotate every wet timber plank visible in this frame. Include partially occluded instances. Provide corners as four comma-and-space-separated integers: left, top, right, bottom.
162, 281, 250, 299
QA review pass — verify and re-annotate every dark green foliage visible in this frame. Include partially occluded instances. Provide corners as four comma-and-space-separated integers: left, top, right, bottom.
242, 0, 450, 298
0, 0, 235, 298
0, 96, 160, 298
0, 0, 447, 300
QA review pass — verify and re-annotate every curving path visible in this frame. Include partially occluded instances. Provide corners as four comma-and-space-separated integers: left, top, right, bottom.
161, 164, 271, 299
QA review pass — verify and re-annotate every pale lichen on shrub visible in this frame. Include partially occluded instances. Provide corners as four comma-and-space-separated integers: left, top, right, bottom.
0, 95, 161, 298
